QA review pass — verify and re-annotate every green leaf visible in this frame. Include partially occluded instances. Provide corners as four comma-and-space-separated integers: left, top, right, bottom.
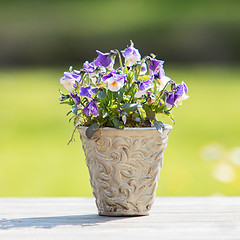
143, 105, 155, 120
60, 101, 72, 105
98, 90, 106, 100
66, 110, 72, 116
58, 89, 70, 100
118, 91, 123, 103
127, 71, 134, 81
157, 103, 167, 111
112, 117, 124, 129
141, 75, 151, 81
112, 117, 120, 128
69, 116, 74, 123
123, 103, 142, 114
86, 123, 100, 139
153, 120, 165, 134
98, 90, 109, 106
132, 113, 141, 122
164, 111, 175, 123
59, 89, 64, 95
138, 107, 146, 119
82, 98, 89, 104
71, 105, 78, 115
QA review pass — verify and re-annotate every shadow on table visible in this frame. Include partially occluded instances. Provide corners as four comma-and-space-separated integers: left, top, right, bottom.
0, 214, 131, 229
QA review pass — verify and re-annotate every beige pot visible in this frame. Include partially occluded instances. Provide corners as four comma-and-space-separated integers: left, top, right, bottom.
78, 126, 172, 216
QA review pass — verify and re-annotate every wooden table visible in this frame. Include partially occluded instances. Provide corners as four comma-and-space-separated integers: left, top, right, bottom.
0, 197, 239, 240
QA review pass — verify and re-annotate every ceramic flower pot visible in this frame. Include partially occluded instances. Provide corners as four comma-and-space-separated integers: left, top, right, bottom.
78, 126, 172, 216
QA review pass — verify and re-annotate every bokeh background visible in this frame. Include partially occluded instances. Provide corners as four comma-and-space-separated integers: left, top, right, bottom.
0, 0, 239, 197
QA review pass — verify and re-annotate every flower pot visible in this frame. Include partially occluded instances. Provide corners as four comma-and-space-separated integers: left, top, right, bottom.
78, 126, 172, 216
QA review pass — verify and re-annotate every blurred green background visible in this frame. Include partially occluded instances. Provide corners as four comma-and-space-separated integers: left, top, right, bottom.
0, 0, 240, 197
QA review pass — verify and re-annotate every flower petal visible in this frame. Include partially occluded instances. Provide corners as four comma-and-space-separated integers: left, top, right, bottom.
122, 41, 141, 67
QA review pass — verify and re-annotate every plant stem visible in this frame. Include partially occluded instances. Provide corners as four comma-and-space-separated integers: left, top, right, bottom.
115, 49, 123, 72
156, 80, 172, 103
135, 59, 144, 81
67, 123, 79, 145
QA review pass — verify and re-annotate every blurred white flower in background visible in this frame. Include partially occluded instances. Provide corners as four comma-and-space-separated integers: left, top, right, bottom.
213, 163, 236, 183
200, 144, 240, 184
200, 144, 225, 162
230, 147, 240, 166
211, 193, 225, 196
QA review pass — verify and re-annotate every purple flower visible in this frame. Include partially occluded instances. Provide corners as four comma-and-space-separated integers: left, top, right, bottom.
102, 70, 125, 82
70, 92, 80, 105
139, 77, 154, 91
83, 101, 99, 117
149, 58, 164, 75
80, 86, 98, 98
140, 62, 147, 75
83, 61, 94, 74
166, 81, 188, 106
101, 69, 115, 81
175, 81, 188, 98
135, 76, 154, 98
64, 71, 81, 82
83, 61, 103, 85
154, 66, 165, 79
182, 81, 188, 94
95, 50, 115, 69
122, 41, 141, 67
166, 93, 176, 106
60, 71, 81, 91
73, 70, 80, 74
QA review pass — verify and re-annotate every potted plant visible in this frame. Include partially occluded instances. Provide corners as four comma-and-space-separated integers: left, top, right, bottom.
58, 41, 189, 216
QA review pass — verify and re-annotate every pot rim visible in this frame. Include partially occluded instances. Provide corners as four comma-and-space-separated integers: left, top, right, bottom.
78, 124, 173, 131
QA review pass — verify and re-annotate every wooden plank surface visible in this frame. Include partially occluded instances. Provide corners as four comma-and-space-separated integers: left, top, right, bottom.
0, 197, 239, 240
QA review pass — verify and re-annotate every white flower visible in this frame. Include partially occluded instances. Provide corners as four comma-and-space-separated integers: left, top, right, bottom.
102, 70, 126, 92
105, 77, 125, 92
134, 90, 145, 98
61, 78, 75, 91
175, 94, 189, 106
60, 75, 75, 91
157, 76, 171, 91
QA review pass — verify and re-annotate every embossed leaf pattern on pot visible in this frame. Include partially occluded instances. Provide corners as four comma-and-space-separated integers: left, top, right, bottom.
79, 127, 171, 216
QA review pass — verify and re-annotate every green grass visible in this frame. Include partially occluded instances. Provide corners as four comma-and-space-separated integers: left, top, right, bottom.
0, 65, 240, 196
